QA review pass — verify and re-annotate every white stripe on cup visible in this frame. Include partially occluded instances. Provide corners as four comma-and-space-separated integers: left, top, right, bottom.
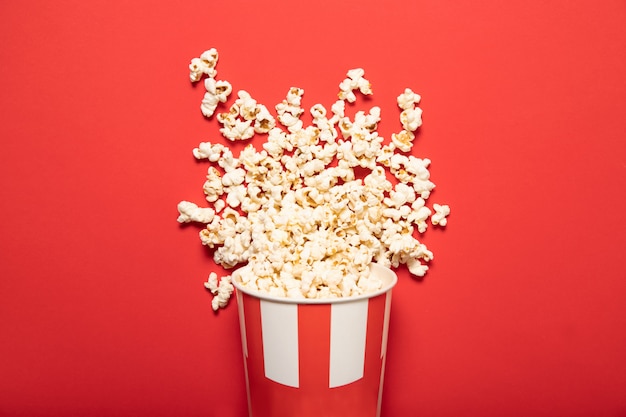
260, 300, 299, 387
329, 299, 369, 388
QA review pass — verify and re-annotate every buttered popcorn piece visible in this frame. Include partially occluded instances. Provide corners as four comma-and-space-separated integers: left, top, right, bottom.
397, 88, 421, 110
201, 78, 232, 118
400, 107, 423, 132
178, 48, 449, 309
189, 48, 219, 82
276, 87, 305, 132
190, 49, 233, 118
215, 90, 275, 140
177, 201, 216, 224
391, 130, 415, 153
431, 203, 451, 226
193, 141, 227, 161
204, 272, 235, 311
338, 68, 373, 102
203, 166, 224, 203
254, 104, 276, 133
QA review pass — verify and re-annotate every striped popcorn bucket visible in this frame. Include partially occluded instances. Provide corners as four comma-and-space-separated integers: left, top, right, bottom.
231, 263, 398, 417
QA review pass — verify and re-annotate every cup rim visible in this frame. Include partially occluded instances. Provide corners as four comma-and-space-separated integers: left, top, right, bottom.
231, 262, 398, 305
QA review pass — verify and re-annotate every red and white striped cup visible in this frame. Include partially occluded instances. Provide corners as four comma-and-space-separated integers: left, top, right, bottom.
232, 263, 397, 417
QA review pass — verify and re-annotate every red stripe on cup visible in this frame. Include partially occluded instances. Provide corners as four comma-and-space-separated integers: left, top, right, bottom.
294, 303, 333, 416
378, 291, 393, 416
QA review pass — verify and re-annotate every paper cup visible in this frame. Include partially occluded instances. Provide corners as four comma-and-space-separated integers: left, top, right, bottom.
232, 263, 398, 417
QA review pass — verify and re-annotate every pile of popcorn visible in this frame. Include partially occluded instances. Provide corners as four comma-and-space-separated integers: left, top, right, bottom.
177, 48, 450, 310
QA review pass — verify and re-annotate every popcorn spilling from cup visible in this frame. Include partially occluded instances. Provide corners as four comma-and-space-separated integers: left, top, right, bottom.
178, 48, 450, 310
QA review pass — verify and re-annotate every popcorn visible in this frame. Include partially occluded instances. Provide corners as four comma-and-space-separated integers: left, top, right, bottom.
189, 48, 219, 82
193, 141, 224, 161
216, 91, 271, 141
408, 198, 432, 233
189, 49, 232, 117
431, 203, 451, 226
235, 90, 259, 120
406, 258, 428, 277
397, 88, 421, 110
338, 68, 372, 102
391, 130, 415, 153
221, 117, 254, 141
276, 87, 305, 132
177, 201, 216, 224
203, 166, 224, 202
400, 107, 423, 132
178, 48, 450, 310
204, 272, 235, 311
201, 78, 232, 117
213, 199, 226, 213
225, 184, 246, 208
221, 167, 246, 187
254, 104, 276, 134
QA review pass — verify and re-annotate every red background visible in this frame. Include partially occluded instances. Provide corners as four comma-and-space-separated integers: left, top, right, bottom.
1, 1, 626, 416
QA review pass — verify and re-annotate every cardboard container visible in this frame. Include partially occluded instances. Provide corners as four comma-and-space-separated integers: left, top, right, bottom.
232, 263, 398, 417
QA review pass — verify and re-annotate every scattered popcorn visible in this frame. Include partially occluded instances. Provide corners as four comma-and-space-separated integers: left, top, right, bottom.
189, 49, 232, 117
219, 114, 255, 141
338, 68, 372, 102
431, 203, 451, 226
178, 48, 450, 310
214, 90, 274, 141
407, 257, 429, 277
254, 104, 275, 134
177, 201, 215, 224
193, 141, 223, 161
204, 272, 235, 311
409, 198, 432, 233
203, 166, 224, 203
397, 88, 421, 110
391, 130, 415, 153
189, 48, 219, 82
276, 87, 305, 132
201, 78, 232, 117
213, 199, 226, 213
400, 107, 423, 132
